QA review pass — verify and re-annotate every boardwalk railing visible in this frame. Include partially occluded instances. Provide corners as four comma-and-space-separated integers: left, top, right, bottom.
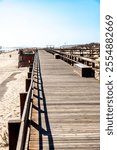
45, 48, 100, 79
46, 48, 99, 69
16, 53, 38, 150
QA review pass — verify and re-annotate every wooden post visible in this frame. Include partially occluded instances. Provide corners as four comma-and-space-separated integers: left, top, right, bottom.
75, 57, 77, 61
61, 55, 63, 60
66, 55, 67, 62
78, 58, 81, 63
20, 92, 27, 117
71, 56, 74, 66
64, 55, 66, 62
26, 78, 31, 92
82, 59, 84, 64
66, 55, 68, 63
28, 72, 32, 78
8, 120, 20, 150
67, 55, 69, 63
92, 62, 95, 68
29, 64, 33, 73
29, 67, 32, 73
84, 61, 86, 65
62, 55, 64, 61
70, 56, 72, 65
68, 55, 70, 64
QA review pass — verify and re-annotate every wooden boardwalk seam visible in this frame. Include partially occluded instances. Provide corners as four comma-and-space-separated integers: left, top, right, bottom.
28, 50, 100, 150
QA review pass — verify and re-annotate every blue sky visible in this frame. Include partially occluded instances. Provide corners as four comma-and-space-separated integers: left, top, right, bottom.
0, 0, 100, 47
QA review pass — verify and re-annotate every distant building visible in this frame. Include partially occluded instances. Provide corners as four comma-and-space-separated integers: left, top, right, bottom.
18, 49, 35, 67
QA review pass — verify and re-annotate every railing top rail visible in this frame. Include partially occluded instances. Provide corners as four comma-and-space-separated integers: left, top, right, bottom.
46, 47, 100, 51
47, 49, 100, 64
16, 52, 38, 150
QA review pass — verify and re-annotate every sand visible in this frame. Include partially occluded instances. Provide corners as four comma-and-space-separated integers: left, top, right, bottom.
0, 51, 28, 149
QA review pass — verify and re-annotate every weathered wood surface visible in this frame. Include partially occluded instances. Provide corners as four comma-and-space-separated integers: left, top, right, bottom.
29, 50, 100, 150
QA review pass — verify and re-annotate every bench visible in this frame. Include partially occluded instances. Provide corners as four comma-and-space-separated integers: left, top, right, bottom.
54, 54, 60, 59
74, 63, 94, 77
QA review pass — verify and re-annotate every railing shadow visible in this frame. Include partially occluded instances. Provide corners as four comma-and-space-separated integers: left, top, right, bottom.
30, 55, 54, 150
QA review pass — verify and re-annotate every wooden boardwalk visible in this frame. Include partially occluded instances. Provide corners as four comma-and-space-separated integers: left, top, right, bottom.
29, 50, 100, 150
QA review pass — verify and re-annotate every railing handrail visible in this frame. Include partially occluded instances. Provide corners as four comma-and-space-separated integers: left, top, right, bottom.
46, 49, 100, 67
16, 52, 38, 150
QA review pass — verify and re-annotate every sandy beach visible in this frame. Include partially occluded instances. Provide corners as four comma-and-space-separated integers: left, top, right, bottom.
0, 51, 28, 149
